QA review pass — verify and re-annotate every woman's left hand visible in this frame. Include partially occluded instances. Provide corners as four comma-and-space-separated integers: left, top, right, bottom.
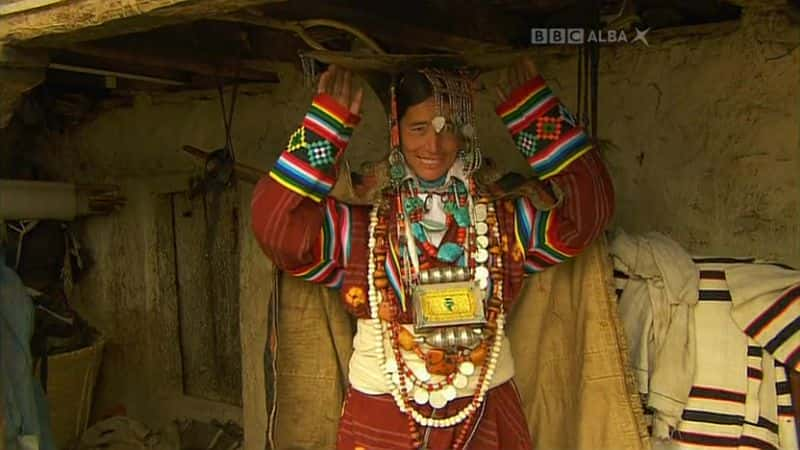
496, 57, 539, 103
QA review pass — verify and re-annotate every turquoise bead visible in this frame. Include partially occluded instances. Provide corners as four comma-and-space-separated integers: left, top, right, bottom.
437, 242, 464, 263
404, 197, 423, 214
453, 206, 471, 227
390, 164, 406, 180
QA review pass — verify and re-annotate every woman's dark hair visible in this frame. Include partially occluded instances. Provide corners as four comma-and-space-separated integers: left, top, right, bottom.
396, 71, 433, 120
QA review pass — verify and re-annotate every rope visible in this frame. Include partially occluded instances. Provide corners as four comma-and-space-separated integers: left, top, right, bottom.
216, 57, 242, 161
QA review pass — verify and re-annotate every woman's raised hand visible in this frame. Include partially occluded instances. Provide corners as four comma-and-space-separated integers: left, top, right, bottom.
317, 65, 364, 116
495, 57, 539, 103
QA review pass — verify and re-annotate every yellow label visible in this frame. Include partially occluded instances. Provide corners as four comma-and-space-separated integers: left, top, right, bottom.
420, 286, 476, 322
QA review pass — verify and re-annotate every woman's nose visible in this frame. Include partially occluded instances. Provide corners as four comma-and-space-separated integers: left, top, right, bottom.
422, 129, 439, 152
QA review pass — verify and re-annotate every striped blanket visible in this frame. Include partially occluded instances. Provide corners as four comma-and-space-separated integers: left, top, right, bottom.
615, 256, 800, 449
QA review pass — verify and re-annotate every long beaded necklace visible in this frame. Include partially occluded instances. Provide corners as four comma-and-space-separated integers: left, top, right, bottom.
367, 180, 507, 449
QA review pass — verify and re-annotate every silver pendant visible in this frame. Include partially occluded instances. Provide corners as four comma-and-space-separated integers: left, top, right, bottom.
474, 266, 489, 283
453, 373, 468, 389
473, 204, 487, 222
413, 387, 430, 405
429, 390, 448, 408
474, 222, 488, 236
474, 248, 489, 263
459, 361, 475, 376
443, 384, 457, 401
432, 116, 447, 134
476, 235, 489, 249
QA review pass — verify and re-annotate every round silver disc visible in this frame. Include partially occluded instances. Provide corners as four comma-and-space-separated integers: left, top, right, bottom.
443, 385, 457, 401
429, 390, 448, 409
413, 387, 430, 405
474, 249, 489, 263
474, 222, 488, 235
476, 235, 489, 249
452, 373, 468, 389
459, 361, 475, 376
474, 204, 488, 222
415, 367, 431, 382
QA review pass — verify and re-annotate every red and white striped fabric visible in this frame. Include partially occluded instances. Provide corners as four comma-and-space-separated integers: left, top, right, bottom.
615, 257, 800, 450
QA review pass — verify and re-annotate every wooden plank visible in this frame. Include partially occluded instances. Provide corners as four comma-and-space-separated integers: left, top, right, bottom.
0, 0, 69, 16
203, 186, 242, 405
0, 66, 44, 128
161, 394, 243, 423
150, 194, 184, 393
173, 192, 220, 401
238, 184, 271, 450
0, 0, 287, 46
67, 45, 279, 82
221, 9, 510, 54
0, 45, 47, 128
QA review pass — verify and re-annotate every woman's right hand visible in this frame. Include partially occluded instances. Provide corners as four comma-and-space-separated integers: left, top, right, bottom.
317, 65, 364, 116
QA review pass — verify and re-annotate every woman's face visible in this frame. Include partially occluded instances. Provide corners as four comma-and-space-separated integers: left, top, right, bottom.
399, 97, 461, 182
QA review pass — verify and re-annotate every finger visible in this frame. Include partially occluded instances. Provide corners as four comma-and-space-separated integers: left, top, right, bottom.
513, 60, 526, 87
495, 85, 507, 103
350, 87, 364, 115
327, 65, 338, 95
523, 58, 538, 79
317, 68, 331, 94
333, 66, 346, 100
508, 62, 520, 89
342, 69, 352, 103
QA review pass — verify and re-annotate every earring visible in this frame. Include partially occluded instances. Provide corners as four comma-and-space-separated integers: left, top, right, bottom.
460, 141, 482, 177
389, 147, 407, 185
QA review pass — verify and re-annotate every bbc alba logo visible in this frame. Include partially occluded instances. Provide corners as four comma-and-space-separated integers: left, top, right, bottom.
531, 28, 650, 46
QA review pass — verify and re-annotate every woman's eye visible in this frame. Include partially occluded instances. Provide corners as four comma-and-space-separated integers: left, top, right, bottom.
411, 125, 427, 134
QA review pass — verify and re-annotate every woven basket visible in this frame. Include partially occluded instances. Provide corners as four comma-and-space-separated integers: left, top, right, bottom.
38, 336, 104, 449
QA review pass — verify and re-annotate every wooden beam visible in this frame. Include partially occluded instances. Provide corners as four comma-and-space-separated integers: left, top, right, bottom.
0, 0, 287, 47
0, 67, 45, 128
68, 44, 280, 82
220, 9, 511, 54
0, 45, 48, 128
0, 0, 69, 16
0, 44, 48, 68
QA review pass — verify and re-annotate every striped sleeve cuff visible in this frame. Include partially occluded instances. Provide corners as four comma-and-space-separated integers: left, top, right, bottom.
513, 196, 581, 274
269, 93, 360, 202
495, 75, 592, 180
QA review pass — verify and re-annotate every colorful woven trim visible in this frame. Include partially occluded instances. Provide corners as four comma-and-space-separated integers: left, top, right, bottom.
514, 196, 580, 273
269, 93, 360, 202
496, 75, 592, 180
285, 198, 349, 288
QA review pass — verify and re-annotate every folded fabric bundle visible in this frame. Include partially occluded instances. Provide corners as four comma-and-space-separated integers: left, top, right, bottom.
611, 230, 699, 439
612, 231, 800, 450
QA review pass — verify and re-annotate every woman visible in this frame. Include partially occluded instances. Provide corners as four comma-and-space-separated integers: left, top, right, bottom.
252, 58, 614, 449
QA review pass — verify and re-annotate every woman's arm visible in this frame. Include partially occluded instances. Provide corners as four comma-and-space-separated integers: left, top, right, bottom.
251, 66, 363, 287
495, 60, 615, 273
